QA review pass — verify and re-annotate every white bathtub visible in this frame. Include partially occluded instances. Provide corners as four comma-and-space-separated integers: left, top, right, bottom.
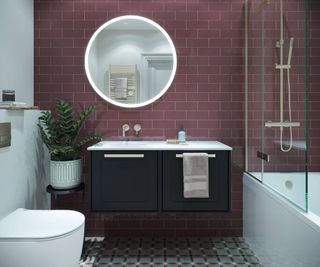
243, 173, 320, 267
250, 172, 320, 216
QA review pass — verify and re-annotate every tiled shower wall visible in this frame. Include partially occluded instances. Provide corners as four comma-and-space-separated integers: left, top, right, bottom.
34, 0, 245, 237
247, 0, 320, 173
309, 0, 320, 171
247, 0, 307, 173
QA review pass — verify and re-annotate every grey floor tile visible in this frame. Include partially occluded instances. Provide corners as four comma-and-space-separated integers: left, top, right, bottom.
193, 255, 206, 263
166, 243, 176, 249
202, 243, 214, 249
241, 249, 255, 256
106, 245, 119, 250
98, 256, 112, 263
126, 255, 138, 264
223, 237, 235, 242
189, 243, 202, 249
139, 256, 152, 263
140, 249, 152, 255
179, 255, 192, 263
153, 256, 165, 263
245, 255, 260, 264
115, 249, 127, 256
179, 249, 190, 255
191, 249, 203, 255
112, 256, 126, 264
216, 248, 229, 256
206, 255, 219, 263
178, 243, 189, 249
152, 249, 164, 255
166, 255, 179, 263
229, 248, 242, 256
154, 243, 165, 249
234, 237, 246, 242
226, 242, 238, 249
239, 243, 250, 249
218, 255, 233, 264
128, 249, 139, 255
233, 255, 246, 264
203, 249, 217, 256
82, 237, 262, 267
101, 249, 114, 256
213, 242, 226, 249
166, 248, 177, 254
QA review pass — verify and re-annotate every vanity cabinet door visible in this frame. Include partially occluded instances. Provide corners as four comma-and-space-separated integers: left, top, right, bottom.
162, 151, 230, 211
91, 151, 158, 211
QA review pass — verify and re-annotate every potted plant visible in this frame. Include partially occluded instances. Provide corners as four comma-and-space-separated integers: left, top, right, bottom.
38, 99, 102, 189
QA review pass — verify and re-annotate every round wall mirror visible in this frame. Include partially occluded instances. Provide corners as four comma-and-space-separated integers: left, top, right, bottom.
85, 15, 177, 108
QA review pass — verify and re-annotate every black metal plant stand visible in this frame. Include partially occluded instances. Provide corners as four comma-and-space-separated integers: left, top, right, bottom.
46, 183, 85, 199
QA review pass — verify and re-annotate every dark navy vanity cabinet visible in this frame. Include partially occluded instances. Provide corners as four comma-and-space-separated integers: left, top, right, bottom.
162, 151, 230, 211
89, 142, 231, 213
91, 151, 158, 211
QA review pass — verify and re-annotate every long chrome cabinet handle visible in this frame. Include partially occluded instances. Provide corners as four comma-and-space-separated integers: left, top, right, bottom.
104, 154, 144, 158
175, 154, 216, 158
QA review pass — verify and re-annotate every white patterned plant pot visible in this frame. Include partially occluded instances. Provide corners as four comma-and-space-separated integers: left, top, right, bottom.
50, 159, 82, 189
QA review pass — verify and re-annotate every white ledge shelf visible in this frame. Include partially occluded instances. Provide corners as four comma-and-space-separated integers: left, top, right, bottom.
0, 105, 38, 110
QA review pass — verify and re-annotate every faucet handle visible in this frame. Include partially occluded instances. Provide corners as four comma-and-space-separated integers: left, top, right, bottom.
122, 124, 130, 137
133, 124, 141, 136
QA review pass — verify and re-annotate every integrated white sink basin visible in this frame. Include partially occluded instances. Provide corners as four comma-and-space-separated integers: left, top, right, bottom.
106, 141, 148, 147
88, 140, 232, 151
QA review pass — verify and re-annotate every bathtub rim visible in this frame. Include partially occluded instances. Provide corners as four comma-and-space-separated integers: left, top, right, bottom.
243, 172, 320, 233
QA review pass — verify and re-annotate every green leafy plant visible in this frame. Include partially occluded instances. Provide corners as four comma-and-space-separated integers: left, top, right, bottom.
38, 99, 102, 161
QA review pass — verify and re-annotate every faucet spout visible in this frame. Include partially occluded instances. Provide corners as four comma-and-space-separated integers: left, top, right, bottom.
122, 124, 130, 137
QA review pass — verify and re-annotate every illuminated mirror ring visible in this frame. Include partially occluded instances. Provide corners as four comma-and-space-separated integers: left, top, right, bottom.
85, 15, 177, 108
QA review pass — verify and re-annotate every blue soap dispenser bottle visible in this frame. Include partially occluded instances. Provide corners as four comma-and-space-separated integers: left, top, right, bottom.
178, 126, 186, 143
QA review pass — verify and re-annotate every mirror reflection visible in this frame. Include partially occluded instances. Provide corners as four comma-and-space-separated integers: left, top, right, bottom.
85, 16, 177, 108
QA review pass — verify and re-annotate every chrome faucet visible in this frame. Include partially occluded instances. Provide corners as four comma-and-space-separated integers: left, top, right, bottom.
122, 124, 130, 137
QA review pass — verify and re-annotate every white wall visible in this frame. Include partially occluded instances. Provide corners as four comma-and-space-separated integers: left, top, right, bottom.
0, 0, 34, 105
0, 1, 49, 219
243, 173, 320, 267
0, 110, 50, 219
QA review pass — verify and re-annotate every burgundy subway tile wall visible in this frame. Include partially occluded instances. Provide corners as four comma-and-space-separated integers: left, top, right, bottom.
34, 0, 245, 237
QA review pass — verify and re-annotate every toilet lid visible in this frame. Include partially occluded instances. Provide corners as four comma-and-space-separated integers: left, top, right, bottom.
0, 208, 85, 240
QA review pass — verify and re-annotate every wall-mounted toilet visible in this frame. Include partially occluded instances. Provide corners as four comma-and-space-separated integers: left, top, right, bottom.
0, 208, 85, 267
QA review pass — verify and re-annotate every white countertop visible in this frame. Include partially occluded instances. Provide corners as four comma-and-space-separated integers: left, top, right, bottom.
87, 140, 232, 151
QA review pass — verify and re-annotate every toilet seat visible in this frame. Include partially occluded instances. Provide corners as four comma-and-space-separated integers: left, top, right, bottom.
0, 208, 85, 241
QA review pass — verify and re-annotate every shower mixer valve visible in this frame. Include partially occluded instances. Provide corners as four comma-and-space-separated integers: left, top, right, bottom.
275, 64, 291, 70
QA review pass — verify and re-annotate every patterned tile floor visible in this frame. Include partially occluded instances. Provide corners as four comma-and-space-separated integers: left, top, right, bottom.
81, 237, 263, 267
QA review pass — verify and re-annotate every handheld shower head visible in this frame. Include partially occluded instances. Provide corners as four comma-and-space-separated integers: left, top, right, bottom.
287, 37, 294, 66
